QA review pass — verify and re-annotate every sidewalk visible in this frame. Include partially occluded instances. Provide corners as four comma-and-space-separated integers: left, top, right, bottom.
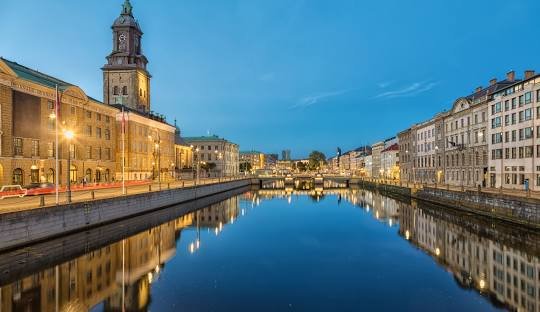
0, 177, 243, 214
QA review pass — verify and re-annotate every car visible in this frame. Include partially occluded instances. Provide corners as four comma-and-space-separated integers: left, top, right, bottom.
25, 183, 56, 196
0, 185, 28, 199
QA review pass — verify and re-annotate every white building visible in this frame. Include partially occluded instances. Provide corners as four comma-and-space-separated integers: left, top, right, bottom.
381, 143, 400, 180
487, 71, 540, 190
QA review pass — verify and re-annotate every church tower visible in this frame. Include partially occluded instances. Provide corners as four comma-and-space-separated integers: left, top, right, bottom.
102, 0, 151, 113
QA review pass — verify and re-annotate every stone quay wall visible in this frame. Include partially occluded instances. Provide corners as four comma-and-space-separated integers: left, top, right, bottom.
0, 179, 252, 252
359, 180, 539, 228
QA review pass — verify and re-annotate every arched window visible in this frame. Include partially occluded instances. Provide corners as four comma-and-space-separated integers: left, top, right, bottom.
139, 88, 142, 96
122, 86, 128, 95
13, 168, 23, 185
113, 86, 119, 95
105, 169, 110, 182
85, 169, 92, 183
46, 168, 55, 183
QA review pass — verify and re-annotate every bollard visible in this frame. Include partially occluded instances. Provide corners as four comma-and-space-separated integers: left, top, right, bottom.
40, 195, 45, 207
91, 191, 95, 200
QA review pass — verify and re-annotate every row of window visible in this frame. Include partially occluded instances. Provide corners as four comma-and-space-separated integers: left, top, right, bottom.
12, 167, 112, 185
84, 126, 111, 139
48, 101, 111, 122
491, 90, 539, 115
446, 130, 486, 148
446, 112, 487, 132
491, 146, 540, 160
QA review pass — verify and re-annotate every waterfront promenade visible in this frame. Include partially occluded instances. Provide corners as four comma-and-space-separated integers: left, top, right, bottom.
0, 177, 245, 214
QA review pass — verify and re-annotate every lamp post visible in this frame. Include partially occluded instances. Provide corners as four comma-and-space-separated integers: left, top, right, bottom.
64, 129, 74, 203
191, 146, 200, 185
214, 150, 223, 181
149, 132, 162, 191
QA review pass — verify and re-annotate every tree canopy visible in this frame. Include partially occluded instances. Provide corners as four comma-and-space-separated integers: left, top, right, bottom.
308, 151, 327, 170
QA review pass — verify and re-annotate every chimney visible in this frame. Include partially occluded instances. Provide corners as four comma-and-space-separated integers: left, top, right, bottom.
524, 70, 535, 80
506, 70, 515, 82
489, 78, 497, 86
475, 86, 482, 92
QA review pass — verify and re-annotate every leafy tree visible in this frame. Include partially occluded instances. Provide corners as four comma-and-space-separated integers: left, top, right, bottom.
296, 161, 307, 172
201, 162, 216, 172
239, 162, 252, 172
308, 151, 327, 171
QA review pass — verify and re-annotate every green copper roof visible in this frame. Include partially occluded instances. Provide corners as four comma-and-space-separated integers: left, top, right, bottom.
1, 57, 72, 90
122, 0, 133, 16
183, 135, 226, 142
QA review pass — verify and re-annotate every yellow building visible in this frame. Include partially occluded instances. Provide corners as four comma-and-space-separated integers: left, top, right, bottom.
240, 150, 266, 172
0, 58, 118, 186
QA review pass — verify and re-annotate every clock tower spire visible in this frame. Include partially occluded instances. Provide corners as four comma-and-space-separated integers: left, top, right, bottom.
102, 0, 151, 113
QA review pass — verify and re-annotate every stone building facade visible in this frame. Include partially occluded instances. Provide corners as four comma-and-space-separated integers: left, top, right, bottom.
398, 128, 414, 182
0, 58, 117, 186
412, 118, 437, 183
184, 135, 239, 177
371, 141, 384, 178
487, 71, 540, 190
445, 74, 515, 188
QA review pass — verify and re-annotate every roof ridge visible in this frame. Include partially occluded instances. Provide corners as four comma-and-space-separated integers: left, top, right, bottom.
1, 56, 73, 87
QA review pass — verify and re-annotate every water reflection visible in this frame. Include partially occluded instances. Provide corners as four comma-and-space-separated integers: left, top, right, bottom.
0, 189, 538, 311
0, 196, 240, 312
343, 189, 540, 312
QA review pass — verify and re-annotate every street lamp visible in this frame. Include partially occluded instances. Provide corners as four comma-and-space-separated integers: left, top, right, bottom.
214, 150, 223, 181
64, 129, 74, 203
149, 133, 161, 191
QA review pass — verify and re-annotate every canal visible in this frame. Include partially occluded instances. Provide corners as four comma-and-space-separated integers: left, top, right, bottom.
0, 187, 538, 311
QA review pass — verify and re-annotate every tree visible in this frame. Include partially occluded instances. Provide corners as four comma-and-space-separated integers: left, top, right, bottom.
308, 151, 327, 171
296, 161, 307, 172
201, 162, 216, 172
239, 162, 252, 172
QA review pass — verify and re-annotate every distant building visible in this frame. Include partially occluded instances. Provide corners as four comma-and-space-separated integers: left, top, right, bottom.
281, 149, 291, 161
265, 154, 279, 169
173, 122, 194, 178
381, 143, 400, 180
184, 135, 239, 177
371, 141, 385, 178
239, 151, 265, 172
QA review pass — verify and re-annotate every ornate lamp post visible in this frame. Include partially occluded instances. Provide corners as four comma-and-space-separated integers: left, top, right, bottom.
64, 129, 74, 203
149, 132, 162, 191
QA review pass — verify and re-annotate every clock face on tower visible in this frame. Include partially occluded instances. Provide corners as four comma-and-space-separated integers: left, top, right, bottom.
119, 33, 127, 42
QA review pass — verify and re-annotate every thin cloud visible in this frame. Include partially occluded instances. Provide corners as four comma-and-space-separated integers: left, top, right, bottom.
374, 81, 438, 99
377, 81, 393, 88
290, 89, 352, 109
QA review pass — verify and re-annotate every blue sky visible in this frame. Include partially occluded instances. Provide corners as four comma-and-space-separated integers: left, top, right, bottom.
2, 0, 540, 158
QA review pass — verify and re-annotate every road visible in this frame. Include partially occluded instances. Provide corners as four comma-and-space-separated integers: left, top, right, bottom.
0, 177, 241, 214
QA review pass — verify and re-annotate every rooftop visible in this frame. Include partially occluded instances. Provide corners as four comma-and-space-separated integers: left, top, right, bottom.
1, 57, 73, 90
183, 135, 237, 145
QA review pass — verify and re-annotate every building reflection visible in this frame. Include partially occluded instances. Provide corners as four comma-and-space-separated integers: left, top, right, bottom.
0, 196, 241, 312
343, 189, 540, 312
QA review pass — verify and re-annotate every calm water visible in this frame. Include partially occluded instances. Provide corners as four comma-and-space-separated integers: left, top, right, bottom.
1, 187, 538, 311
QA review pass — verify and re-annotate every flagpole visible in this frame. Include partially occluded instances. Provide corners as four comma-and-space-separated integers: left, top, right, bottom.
122, 105, 126, 195
55, 85, 59, 204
